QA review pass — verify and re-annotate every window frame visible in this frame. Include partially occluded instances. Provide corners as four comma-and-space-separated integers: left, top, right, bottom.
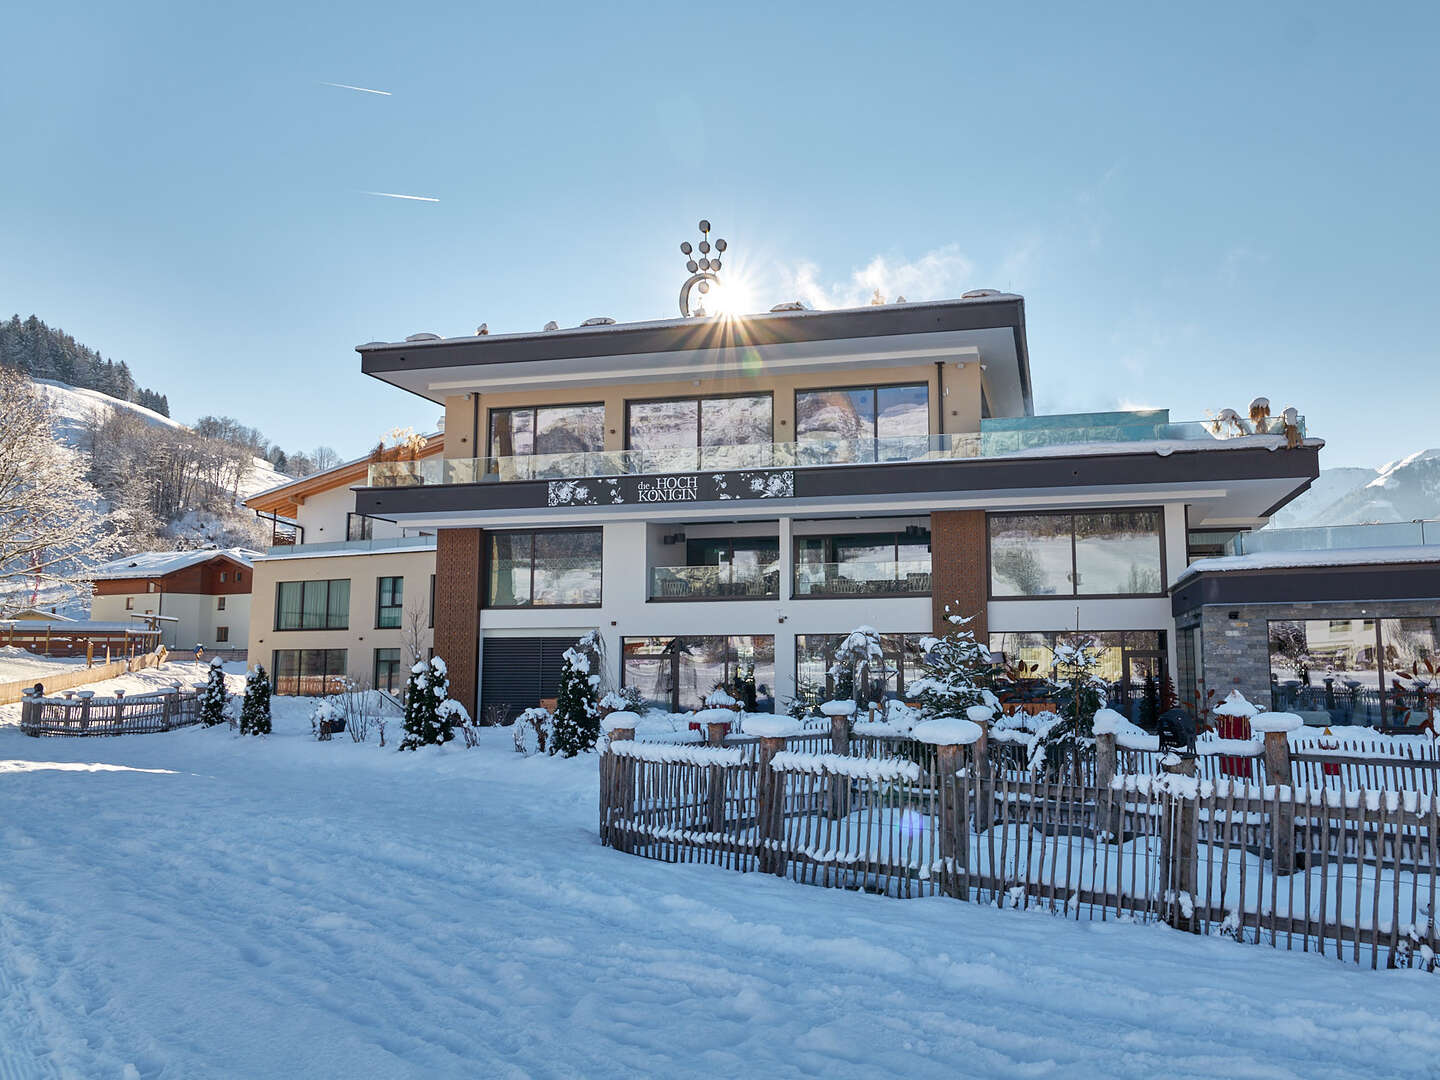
217, 596, 226, 611
270, 648, 349, 696
486, 402, 607, 460
623, 391, 775, 454
484, 527, 603, 609
375, 575, 404, 629
793, 382, 931, 444
215, 626, 229, 643
374, 647, 403, 693
986, 508, 1168, 601
790, 528, 933, 600
274, 578, 351, 631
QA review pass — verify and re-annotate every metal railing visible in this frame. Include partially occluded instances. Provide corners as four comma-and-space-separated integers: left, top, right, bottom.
365, 413, 1307, 487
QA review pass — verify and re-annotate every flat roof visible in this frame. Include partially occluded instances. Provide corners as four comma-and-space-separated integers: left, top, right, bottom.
357, 295, 1033, 416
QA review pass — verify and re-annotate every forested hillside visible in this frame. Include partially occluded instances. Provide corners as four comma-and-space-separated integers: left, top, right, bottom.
0, 314, 170, 416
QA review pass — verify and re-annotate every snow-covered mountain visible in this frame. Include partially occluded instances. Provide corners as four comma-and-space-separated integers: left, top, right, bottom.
1268, 449, 1440, 528
34, 379, 290, 500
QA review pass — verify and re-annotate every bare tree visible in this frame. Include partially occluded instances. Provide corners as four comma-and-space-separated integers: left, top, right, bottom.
402, 599, 429, 668
0, 370, 117, 612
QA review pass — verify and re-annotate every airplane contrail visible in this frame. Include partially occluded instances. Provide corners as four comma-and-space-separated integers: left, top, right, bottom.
323, 81, 392, 96
364, 191, 440, 202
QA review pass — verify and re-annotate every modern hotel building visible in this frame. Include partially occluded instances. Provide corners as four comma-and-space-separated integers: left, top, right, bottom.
336, 292, 1320, 719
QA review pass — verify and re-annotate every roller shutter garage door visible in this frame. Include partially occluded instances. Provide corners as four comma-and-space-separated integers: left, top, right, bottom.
480, 637, 577, 712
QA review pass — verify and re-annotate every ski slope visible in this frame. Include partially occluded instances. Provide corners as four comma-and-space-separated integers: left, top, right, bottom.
0, 671, 1437, 1078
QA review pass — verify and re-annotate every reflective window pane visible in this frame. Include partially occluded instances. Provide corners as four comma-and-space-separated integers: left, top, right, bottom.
701, 395, 771, 446
876, 385, 929, 460
533, 530, 603, 605
489, 408, 534, 458
629, 400, 698, 449
796, 388, 875, 444
534, 405, 604, 456
1074, 511, 1163, 595
988, 514, 1073, 597
487, 533, 533, 607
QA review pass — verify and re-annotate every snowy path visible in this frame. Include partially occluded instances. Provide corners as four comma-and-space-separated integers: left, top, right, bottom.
1, 710, 1438, 1078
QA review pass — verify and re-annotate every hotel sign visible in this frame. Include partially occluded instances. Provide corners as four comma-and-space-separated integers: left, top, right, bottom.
547, 469, 795, 508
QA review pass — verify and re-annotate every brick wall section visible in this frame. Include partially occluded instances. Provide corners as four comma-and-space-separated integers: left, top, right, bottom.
930, 510, 988, 639
1182, 598, 1440, 710
433, 528, 483, 717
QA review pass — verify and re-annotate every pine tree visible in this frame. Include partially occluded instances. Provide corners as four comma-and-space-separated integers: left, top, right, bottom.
199, 658, 229, 726
908, 612, 999, 721
1029, 636, 1108, 778
828, 626, 888, 711
399, 656, 457, 750
549, 633, 600, 757
239, 665, 271, 735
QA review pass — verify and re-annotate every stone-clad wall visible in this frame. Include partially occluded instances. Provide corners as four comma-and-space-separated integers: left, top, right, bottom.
1184, 598, 1440, 710
930, 510, 987, 638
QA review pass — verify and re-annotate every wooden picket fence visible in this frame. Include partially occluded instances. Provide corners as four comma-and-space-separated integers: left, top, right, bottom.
599, 722, 1440, 971
20, 684, 205, 736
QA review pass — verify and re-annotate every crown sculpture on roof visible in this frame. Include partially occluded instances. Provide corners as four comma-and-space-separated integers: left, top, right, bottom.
678, 219, 727, 317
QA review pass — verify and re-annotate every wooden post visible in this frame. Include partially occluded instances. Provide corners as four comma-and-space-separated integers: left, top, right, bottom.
757, 735, 787, 876
826, 705, 852, 819
971, 710, 993, 832
44, 626, 50, 656
1161, 754, 1199, 933
160, 689, 175, 731
707, 721, 728, 835
78, 690, 92, 734
1260, 722, 1297, 875
86, 640, 94, 669
935, 742, 968, 898
603, 722, 634, 852
1095, 729, 1122, 841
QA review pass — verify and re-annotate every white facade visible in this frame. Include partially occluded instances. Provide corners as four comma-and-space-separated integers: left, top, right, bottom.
91, 591, 252, 652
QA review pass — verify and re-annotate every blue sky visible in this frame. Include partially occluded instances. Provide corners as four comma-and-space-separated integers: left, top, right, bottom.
2, 2, 1435, 468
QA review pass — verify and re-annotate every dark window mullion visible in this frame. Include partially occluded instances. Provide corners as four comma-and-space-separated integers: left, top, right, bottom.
1069, 514, 1080, 597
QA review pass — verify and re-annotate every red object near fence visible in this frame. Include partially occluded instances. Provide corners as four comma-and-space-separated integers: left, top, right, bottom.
1217, 712, 1252, 778
1320, 728, 1341, 776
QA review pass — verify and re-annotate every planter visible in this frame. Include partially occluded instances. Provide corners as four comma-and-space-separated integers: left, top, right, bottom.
319, 718, 347, 736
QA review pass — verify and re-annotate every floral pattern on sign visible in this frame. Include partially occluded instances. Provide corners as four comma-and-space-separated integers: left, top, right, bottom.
740, 470, 794, 499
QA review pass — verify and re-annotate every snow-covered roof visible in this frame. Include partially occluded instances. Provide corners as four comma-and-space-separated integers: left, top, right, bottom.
1179, 544, 1440, 579
86, 548, 262, 581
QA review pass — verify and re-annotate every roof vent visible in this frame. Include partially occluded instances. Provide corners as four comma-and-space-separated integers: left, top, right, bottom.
770, 301, 807, 312
961, 289, 1001, 299
543, 321, 559, 331
476, 323, 488, 336
405, 332, 442, 342
582, 316, 616, 326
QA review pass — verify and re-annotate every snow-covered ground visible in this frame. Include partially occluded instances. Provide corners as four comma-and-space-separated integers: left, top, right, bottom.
2, 668, 1439, 1078
0, 647, 92, 685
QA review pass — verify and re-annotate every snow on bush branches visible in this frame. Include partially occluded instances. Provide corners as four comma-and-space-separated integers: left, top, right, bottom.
906, 611, 999, 723
550, 631, 602, 757
399, 656, 472, 750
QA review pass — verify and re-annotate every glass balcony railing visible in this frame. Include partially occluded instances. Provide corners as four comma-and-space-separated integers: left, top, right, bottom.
649, 564, 780, 600
1227, 520, 1440, 556
365, 411, 1308, 487
793, 559, 933, 597
264, 535, 436, 557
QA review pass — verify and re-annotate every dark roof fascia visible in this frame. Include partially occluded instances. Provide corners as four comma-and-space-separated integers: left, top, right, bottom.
1171, 560, 1440, 614
357, 297, 1026, 376
355, 444, 1320, 521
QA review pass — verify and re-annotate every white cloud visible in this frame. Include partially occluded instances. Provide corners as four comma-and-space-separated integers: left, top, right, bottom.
776, 245, 976, 310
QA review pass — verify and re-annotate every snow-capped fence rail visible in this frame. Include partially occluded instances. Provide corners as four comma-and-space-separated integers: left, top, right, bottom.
600, 724, 1440, 970
20, 684, 203, 737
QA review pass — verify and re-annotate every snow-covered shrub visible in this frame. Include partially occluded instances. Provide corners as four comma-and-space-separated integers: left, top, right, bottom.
514, 706, 552, 755
599, 686, 644, 716
399, 656, 466, 751
199, 658, 228, 727
310, 697, 344, 742
704, 687, 738, 710
239, 665, 270, 736
829, 626, 889, 712
907, 612, 998, 722
784, 678, 825, 721
550, 632, 601, 757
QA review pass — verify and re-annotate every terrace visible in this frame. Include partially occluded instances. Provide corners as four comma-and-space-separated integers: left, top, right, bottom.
366, 410, 1307, 488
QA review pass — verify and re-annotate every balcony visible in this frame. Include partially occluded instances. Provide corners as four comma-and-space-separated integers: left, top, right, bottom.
649, 564, 780, 601
365, 410, 1308, 488
793, 558, 933, 598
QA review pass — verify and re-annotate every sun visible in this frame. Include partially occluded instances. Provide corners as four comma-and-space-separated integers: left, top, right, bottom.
704, 274, 757, 319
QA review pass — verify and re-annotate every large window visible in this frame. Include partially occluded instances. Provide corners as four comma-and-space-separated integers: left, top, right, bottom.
275, 579, 350, 630
988, 630, 1163, 693
795, 633, 928, 702
627, 393, 772, 470
489, 404, 605, 459
273, 649, 348, 696
794, 528, 931, 596
1268, 617, 1439, 724
374, 648, 403, 693
376, 576, 403, 629
487, 529, 602, 607
989, 510, 1164, 597
795, 383, 929, 461
621, 636, 774, 712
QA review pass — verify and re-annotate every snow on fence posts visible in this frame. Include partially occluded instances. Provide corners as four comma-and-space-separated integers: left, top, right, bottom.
20, 682, 202, 737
